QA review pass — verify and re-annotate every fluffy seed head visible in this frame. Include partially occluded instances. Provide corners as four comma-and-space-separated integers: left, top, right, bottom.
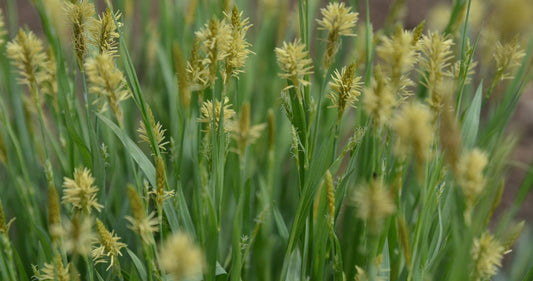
62, 214, 95, 256
64, 0, 95, 64
85, 53, 130, 125
6, 29, 47, 88
223, 6, 253, 82
329, 63, 362, 122
228, 103, 266, 157
137, 106, 169, 153
363, 66, 396, 127
351, 179, 396, 233
62, 167, 103, 214
92, 219, 127, 271
186, 37, 208, 91
34, 254, 72, 281
471, 233, 504, 281
126, 185, 158, 244
196, 17, 232, 86
493, 39, 525, 82
90, 8, 122, 56
456, 148, 488, 207
275, 39, 313, 87
392, 102, 433, 175
316, 2, 358, 37
198, 97, 236, 134
159, 232, 205, 280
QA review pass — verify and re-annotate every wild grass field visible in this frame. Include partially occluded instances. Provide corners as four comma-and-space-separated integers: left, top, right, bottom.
0, 0, 533, 280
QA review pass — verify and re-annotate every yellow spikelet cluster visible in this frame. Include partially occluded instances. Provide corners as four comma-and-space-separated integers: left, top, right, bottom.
137, 106, 169, 153
316, 2, 358, 69
223, 6, 253, 83
85, 52, 130, 125
275, 39, 313, 88
228, 103, 266, 157
198, 97, 236, 134
33, 254, 72, 281
324, 170, 335, 226
125, 185, 158, 244
493, 39, 525, 82
92, 219, 127, 271
186, 37, 208, 91
363, 66, 395, 127
159, 232, 205, 280
155, 156, 166, 208
196, 17, 232, 86
6, 30, 47, 89
64, 0, 95, 64
62, 167, 103, 214
351, 179, 396, 233
456, 148, 488, 208
419, 32, 454, 113
392, 102, 433, 175
90, 8, 122, 56
328, 63, 362, 123
471, 233, 504, 281
41, 49, 58, 101
376, 27, 418, 99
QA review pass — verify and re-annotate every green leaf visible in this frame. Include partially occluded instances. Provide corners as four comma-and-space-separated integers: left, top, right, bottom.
461, 82, 482, 149
127, 249, 147, 281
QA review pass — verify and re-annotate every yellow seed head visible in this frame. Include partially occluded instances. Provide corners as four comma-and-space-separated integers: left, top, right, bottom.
64, 0, 95, 64
41, 48, 59, 103
392, 102, 433, 176
6, 29, 47, 88
456, 148, 488, 208
85, 52, 130, 125
186, 37, 208, 91
90, 8, 122, 56
125, 185, 158, 244
62, 167, 103, 214
223, 6, 253, 83
351, 179, 396, 233
363, 66, 396, 127
137, 106, 169, 153
159, 232, 205, 280
275, 39, 313, 88
316, 2, 358, 69
328, 63, 362, 122
419, 32, 454, 113
196, 17, 232, 87
155, 156, 166, 208
198, 97, 236, 134
173, 43, 192, 109
471, 233, 504, 281
324, 170, 335, 225
493, 39, 525, 82
92, 219, 127, 271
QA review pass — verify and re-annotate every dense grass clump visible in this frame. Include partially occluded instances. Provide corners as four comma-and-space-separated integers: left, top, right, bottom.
0, 0, 532, 280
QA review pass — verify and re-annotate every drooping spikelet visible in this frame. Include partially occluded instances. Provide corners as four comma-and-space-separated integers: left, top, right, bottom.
223, 6, 253, 83
471, 233, 504, 281
392, 102, 433, 176
328, 63, 362, 123
90, 8, 122, 56
92, 219, 127, 271
125, 185, 158, 244
376, 27, 418, 99
85, 52, 130, 125
0, 8, 6, 46
62, 214, 95, 256
456, 148, 488, 208
363, 66, 395, 127
64, 0, 95, 64
418, 32, 454, 113
198, 97, 236, 134
275, 39, 313, 88
6, 30, 47, 89
196, 17, 232, 87
33, 254, 73, 281
316, 2, 358, 69
62, 167, 103, 214
137, 106, 169, 153
159, 232, 205, 280
228, 103, 266, 157
351, 179, 396, 233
